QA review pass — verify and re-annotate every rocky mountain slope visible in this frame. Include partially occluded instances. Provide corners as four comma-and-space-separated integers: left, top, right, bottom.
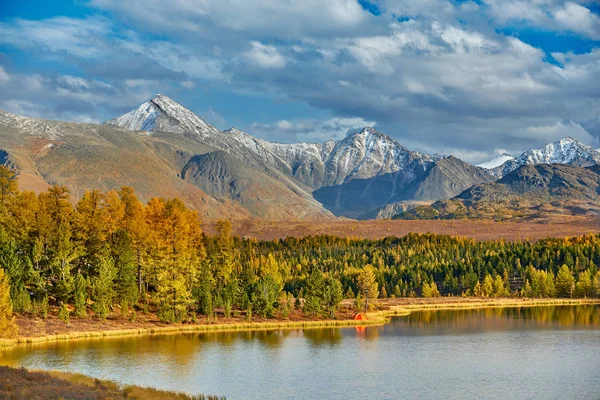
107, 97, 496, 218
3, 94, 599, 220
480, 137, 600, 178
0, 109, 331, 220
396, 164, 600, 220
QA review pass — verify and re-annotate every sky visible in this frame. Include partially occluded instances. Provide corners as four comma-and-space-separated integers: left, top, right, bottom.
0, 0, 599, 163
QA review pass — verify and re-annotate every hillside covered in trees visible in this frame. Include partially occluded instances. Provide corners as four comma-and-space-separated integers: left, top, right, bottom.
0, 165, 599, 336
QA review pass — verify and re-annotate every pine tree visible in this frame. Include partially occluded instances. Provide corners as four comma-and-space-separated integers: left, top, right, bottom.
357, 265, 378, 313
119, 187, 147, 295
345, 287, 355, 299
58, 302, 70, 325
380, 285, 388, 299
73, 272, 88, 318
91, 257, 116, 320
321, 275, 343, 318
493, 275, 507, 297
195, 260, 214, 316
482, 274, 494, 297
422, 281, 441, 298
0, 268, 17, 338
252, 275, 280, 318
214, 220, 234, 291
303, 269, 323, 316
574, 270, 593, 298
555, 265, 575, 298
111, 230, 138, 310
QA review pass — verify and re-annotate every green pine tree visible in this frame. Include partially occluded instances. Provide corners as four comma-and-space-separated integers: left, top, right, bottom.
0, 268, 17, 338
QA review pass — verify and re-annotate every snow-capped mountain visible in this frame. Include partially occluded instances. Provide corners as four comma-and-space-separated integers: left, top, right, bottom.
477, 153, 515, 169
490, 137, 600, 178
260, 127, 436, 188
104, 94, 494, 218
518, 137, 600, 165
107, 95, 438, 190
106, 94, 221, 138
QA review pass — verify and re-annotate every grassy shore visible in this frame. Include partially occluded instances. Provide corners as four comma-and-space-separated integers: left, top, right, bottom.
370, 297, 600, 322
2, 297, 599, 348
0, 366, 224, 400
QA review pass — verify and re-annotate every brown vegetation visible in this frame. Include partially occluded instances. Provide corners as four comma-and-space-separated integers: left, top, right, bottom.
14, 305, 357, 341
204, 215, 600, 241
0, 366, 223, 400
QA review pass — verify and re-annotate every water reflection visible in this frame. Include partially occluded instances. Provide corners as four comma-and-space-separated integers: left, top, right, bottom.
1, 305, 599, 400
389, 305, 600, 336
304, 328, 343, 346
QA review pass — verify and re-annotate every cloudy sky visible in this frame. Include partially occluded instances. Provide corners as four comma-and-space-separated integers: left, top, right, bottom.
1, 0, 599, 162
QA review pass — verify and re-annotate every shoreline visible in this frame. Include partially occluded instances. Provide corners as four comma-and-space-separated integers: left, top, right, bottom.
2, 298, 599, 348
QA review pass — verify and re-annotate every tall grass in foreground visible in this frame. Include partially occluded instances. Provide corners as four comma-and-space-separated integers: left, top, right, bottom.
0, 366, 225, 400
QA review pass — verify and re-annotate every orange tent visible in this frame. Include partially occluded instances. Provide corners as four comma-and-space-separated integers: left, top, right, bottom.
353, 313, 367, 320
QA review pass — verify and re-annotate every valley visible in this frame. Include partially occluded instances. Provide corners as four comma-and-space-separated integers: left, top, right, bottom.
203, 215, 600, 241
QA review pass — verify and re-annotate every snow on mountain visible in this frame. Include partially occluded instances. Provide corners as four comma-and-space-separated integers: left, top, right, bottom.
477, 153, 515, 169
490, 137, 600, 178
518, 137, 600, 165
106, 95, 283, 167
106, 94, 221, 138
259, 127, 435, 187
107, 96, 439, 189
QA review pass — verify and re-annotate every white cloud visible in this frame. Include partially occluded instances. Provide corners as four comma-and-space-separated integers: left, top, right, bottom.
244, 41, 286, 68
2, 0, 600, 157
484, 0, 600, 39
0, 17, 111, 59
251, 117, 376, 142
523, 121, 596, 144
0, 69, 165, 123
553, 2, 600, 40
202, 108, 226, 128
0, 66, 9, 84
91, 0, 373, 38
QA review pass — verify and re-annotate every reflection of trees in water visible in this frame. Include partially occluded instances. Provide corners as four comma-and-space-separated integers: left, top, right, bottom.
400, 305, 600, 333
303, 328, 343, 347
193, 329, 294, 349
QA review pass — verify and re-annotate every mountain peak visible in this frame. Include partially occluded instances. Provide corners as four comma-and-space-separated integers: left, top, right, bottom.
477, 153, 516, 170
359, 126, 376, 134
105, 95, 220, 138
488, 135, 600, 178
557, 136, 577, 143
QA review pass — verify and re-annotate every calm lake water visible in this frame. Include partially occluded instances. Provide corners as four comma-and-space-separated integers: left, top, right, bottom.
2, 305, 600, 400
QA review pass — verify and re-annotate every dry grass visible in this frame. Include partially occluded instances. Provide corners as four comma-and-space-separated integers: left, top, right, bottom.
6, 298, 599, 350
6, 306, 372, 348
0, 366, 224, 399
203, 215, 600, 242
363, 297, 600, 322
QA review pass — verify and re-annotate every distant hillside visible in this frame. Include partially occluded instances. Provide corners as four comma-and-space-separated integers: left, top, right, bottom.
0, 109, 331, 220
2, 94, 599, 220
395, 164, 600, 220
106, 96, 496, 218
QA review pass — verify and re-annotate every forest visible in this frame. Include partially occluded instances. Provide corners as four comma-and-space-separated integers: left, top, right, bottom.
0, 165, 600, 335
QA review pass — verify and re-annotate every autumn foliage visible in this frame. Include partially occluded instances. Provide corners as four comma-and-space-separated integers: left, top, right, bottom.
0, 164, 599, 328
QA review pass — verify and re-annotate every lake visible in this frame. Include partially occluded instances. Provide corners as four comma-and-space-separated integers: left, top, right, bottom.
2, 305, 600, 399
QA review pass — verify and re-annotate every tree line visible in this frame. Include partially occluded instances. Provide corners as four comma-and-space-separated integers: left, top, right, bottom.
0, 165, 599, 336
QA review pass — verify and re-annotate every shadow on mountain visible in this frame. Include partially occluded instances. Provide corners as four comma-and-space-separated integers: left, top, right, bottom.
314, 156, 494, 219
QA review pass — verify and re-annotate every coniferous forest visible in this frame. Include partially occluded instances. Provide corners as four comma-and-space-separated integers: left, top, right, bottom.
0, 165, 599, 333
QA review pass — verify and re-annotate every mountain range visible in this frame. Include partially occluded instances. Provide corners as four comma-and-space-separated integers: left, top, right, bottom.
1, 94, 599, 220
397, 164, 600, 220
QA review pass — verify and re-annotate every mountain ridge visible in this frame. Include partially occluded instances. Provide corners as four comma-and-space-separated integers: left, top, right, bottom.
484, 137, 600, 178
1, 94, 599, 220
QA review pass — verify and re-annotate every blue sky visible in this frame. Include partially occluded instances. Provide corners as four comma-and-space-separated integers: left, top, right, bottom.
0, 0, 599, 162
